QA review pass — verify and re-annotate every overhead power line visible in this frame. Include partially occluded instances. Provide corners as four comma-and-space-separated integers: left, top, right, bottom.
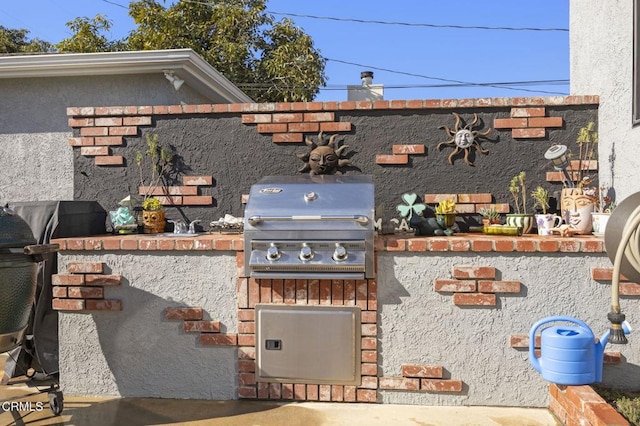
101, 0, 128, 9
235, 80, 569, 90
176, 1, 568, 32
325, 58, 568, 95
268, 11, 569, 32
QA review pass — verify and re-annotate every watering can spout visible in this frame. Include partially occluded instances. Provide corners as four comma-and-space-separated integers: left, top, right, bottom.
595, 320, 631, 382
598, 320, 632, 348
607, 312, 630, 345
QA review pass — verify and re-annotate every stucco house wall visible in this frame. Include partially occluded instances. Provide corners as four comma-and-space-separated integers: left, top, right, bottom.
570, 0, 640, 201
0, 74, 210, 204
0, 49, 252, 206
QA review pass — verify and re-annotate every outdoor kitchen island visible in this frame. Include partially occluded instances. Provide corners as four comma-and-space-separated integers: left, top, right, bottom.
49, 231, 639, 408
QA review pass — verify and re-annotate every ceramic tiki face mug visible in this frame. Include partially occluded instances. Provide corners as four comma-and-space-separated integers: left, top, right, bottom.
535, 213, 562, 236
561, 188, 594, 234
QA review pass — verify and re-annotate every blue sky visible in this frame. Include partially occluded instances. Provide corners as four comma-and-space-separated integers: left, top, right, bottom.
0, 0, 569, 101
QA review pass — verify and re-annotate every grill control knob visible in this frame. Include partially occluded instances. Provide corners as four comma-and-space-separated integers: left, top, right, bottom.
266, 243, 281, 261
299, 244, 314, 261
333, 244, 348, 261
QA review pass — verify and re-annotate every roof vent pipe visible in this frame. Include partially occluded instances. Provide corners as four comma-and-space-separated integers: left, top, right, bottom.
361, 71, 374, 86
348, 71, 383, 101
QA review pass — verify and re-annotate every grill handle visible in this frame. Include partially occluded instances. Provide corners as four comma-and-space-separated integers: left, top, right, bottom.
248, 215, 370, 226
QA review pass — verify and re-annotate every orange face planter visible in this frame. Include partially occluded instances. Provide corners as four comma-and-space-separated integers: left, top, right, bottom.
142, 209, 166, 234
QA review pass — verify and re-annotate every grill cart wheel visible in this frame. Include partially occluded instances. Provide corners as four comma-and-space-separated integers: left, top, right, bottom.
48, 385, 64, 415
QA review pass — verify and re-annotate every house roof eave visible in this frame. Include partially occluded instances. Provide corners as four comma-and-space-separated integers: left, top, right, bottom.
0, 48, 253, 103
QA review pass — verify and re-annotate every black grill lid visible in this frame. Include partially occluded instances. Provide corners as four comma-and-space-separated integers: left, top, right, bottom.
0, 207, 36, 249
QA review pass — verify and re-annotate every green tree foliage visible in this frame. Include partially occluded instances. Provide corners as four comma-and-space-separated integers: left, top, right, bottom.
5, 0, 326, 102
56, 15, 125, 52
0, 26, 54, 53
125, 0, 326, 102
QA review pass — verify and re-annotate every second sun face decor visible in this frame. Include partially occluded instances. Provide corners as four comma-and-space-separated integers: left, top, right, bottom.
437, 112, 492, 166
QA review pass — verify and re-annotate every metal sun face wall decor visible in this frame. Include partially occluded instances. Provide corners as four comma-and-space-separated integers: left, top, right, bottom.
297, 131, 353, 175
438, 112, 492, 166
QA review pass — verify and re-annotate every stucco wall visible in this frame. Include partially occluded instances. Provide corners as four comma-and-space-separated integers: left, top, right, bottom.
56, 248, 639, 407
0, 74, 210, 206
377, 252, 637, 407
570, 0, 640, 201
57, 251, 238, 399
378, 253, 640, 407
0, 132, 74, 203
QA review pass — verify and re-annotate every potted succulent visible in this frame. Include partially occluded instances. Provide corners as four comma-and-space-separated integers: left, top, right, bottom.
506, 171, 534, 234
136, 133, 175, 234
531, 186, 561, 236
591, 184, 616, 236
434, 198, 456, 235
478, 207, 501, 227
140, 196, 166, 234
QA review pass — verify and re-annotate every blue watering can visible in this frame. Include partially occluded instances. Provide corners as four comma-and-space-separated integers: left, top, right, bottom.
529, 316, 631, 385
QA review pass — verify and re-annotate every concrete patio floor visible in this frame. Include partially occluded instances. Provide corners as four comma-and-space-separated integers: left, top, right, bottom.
1, 355, 561, 426
0, 380, 562, 426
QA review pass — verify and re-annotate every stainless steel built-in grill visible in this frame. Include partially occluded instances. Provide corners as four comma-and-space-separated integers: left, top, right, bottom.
244, 175, 375, 280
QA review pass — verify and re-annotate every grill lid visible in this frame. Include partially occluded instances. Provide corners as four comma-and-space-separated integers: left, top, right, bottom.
0, 207, 36, 249
244, 175, 374, 231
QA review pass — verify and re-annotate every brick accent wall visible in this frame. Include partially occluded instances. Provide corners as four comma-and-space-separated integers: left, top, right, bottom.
493, 106, 564, 139
549, 384, 630, 425
434, 265, 521, 307
547, 160, 599, 184
138, 175, 214, 207
591, 267, 640, 296
68, 111, 153, 166
52, 262, 122, 311
67, 96, 598, 225
241, 111, 351, 143
164, 307, 235, 344
234, 277, 379, 402
423, 193, 510, 214
376, 144, 427, 165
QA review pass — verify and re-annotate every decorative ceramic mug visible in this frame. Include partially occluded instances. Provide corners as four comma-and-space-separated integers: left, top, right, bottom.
535, 213, 562, 236
591, 212, 611, 236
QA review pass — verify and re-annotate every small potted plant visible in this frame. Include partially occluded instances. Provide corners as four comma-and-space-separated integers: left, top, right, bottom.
531, 186, 561, 235
478, 206, 501, 227
434, 198, 457, 235
591, 185, 616, 236
506, 171, 534, 233
140, 196, 166, 234
136, 133, 175, 234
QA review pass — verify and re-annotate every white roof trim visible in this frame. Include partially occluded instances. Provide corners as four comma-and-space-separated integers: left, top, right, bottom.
0, 49, 253, 103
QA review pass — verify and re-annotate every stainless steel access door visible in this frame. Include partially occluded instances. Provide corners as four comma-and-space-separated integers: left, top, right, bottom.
255, 304, 362, 385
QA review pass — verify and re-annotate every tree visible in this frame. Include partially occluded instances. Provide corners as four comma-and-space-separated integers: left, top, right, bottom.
56, 15, 125, 53
0, 26, 54, 53
125, 0, 326, 102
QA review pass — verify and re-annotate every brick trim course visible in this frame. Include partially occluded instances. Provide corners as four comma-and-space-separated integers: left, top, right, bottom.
52, 234, 605, 254
66, 96, 599, 120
